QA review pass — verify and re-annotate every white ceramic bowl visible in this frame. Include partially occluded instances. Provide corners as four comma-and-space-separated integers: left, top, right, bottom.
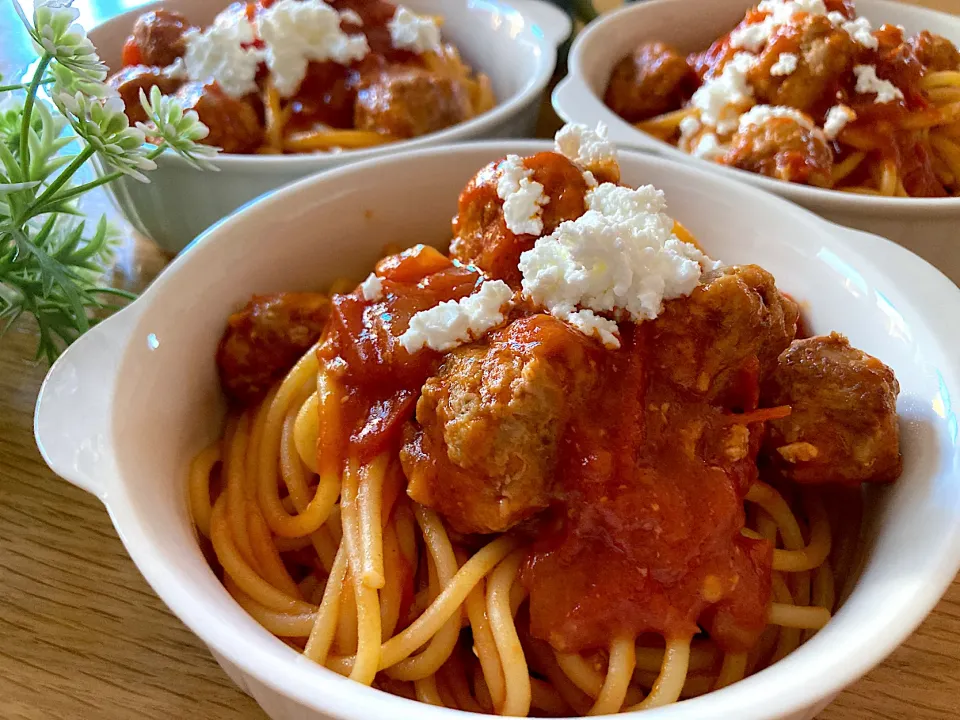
552, 0, 960, 286
88, 0, 570, 254
35, 141, 960, 720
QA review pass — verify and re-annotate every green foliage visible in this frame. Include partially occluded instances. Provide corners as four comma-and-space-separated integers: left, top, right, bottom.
1, 0, 219, 363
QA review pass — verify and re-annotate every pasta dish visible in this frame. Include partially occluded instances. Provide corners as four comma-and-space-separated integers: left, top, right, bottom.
605, 0, 960, 197
108, 0, 494, 154
188, 123, 903, 715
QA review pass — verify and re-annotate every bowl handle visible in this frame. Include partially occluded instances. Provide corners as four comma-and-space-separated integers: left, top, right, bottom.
33, 304, 143, 500
552, 75, 671, 154
509, 0, 573, 47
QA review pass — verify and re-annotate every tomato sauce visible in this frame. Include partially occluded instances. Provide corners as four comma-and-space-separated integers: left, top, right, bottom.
521, 323, 773, 654
318, 245, 483, 461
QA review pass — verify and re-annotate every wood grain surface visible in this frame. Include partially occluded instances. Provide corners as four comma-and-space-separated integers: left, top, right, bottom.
2, 1, 960, 718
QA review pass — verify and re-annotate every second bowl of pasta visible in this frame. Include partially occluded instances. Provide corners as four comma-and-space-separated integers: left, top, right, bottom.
88, 0, 570, 253
552, 0, 960, 285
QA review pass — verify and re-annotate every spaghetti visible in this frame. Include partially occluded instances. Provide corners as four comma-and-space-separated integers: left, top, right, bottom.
112, 1, 495, 156
189, 135, 900, 716
609, 0, 960, 198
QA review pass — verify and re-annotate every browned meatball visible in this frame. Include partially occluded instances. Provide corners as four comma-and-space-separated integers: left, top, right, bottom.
761, 333, 902, 486
723, 115, 833, 187
401, 315, 599, 534
605, 42, 697, 122
910, 30, 960, 72
651, 265, 799, 404
354, 67, 473, 139
216, 293, 331, 407
450, 151, 589, 288
107, 65, 183, 125
132, 10, 190, 67
749, 14, 857, 114
174, 83, 263, 154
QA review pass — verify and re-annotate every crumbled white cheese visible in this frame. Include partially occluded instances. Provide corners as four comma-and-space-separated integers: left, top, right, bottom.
733, 1, 876, 52
691, 53, 757, 134
823, 104, 857, 139
732, 0, 827, 51
555, 123, 618, 174
496, 155, 549, 236
730, 21, 772, 52
692, 132, 727, 160
739, 104, 814, 131
360, 272, 383, 301
770, 52, 798, 76
854, 64, 904, 104
399, 280, 514, 353
339, 8, 363, 26
834, 14, 878, 49
183, 12, 264, 98
257, 0, 369, 97
388, 6, 441, 54
165, 56, 188, 80
565, 309, 621, 349
518, 182, 719, 348
679, 115, 701, 137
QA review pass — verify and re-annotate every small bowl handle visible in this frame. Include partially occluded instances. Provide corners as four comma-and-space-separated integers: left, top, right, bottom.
34, 305, 142, 500
509, 0, 573, 47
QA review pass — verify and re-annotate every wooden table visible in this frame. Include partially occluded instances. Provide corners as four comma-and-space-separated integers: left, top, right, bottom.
3, 1, 960, 718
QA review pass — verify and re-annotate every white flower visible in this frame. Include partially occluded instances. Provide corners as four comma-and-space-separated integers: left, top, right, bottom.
137, 86, 220, 171
55, 91, 156, 182
14, 0, 107, 81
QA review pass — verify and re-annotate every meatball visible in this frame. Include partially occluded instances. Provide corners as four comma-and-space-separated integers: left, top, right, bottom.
910, 30, 960, 72
216, 293, 331, 406
132, 10, 189, 67
761, 333, 902, 485
605, 42, 697, 122
174, 83, 263, 154
651, 265, 799, 404
401, 315, 599, 534
107, 65, 183, 125
450, 152, 589, 287
749, 14, 857, 114
354, 67, 473, 139
723, 115, 833, 187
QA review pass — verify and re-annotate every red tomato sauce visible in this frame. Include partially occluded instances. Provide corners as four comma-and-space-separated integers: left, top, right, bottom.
521, 323, 773, 654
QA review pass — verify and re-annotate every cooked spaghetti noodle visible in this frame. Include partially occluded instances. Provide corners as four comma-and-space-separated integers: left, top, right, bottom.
609, 0, 960, 197
189, 132, 901, 715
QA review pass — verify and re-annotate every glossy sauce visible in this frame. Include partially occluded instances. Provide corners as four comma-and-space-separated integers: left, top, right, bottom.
319, 245, 482, 460
522, 323, 772, 654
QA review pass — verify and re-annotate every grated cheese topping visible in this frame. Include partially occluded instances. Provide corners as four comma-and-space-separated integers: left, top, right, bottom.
854, 64, 904, 104
770, 52, 799, 76
554, 123, 618, 175
182, 11, 264, 98
690, 52, 757, 134
738, 104, 814, 131
496, 155, 550, 236
823, 104, 857, 139
518, 172, 721, 349
388, 6, 442, 54
399, 280, 514, 353
360, 272, 383, 301
257, 0, 369, 97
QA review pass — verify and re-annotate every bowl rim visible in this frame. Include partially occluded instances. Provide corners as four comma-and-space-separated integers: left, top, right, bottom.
87, 0, 563, 170
557, 0, 960, 212
38, 140, 960, 720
